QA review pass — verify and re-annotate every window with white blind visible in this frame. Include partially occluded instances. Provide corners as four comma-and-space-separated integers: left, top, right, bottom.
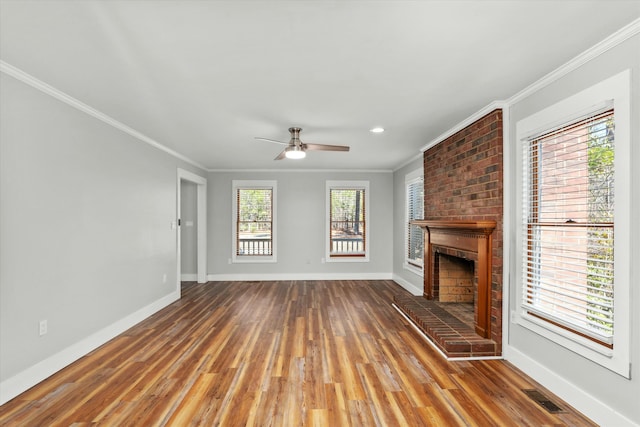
326, 181, 369, 262
515, 70, 631, 377
232, 180, 277, 263
523, 109, 615, 346
405, 170, 424, 274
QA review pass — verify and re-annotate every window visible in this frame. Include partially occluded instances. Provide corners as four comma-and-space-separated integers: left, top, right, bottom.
232, 180, 277, 263
326, 181, 369, 262
515, 70, 630, 377
405, 170, 424, 274
523, 109, 614, 346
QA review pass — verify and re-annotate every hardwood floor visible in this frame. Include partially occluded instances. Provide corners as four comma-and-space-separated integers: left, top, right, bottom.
0, 280, 596, 426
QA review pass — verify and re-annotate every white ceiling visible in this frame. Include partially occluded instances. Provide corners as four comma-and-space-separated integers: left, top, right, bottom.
2, 1, 639, 171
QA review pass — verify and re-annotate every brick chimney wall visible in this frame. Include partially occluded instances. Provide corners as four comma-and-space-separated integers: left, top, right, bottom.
423, 109, 504, 347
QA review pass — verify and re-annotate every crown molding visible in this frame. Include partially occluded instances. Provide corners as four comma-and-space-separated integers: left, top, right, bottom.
415, 17, 639, 157
206, 168, 393, 173
507, 17, 640, 105
0, 60, 207, 171
419, 100, 507, 153
393, 152, 423, 172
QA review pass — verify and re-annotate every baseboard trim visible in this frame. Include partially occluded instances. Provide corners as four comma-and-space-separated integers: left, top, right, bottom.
504, 345, 637, 427
206, 272, 393, 282
391, 274, 423, 296
0, 290, 180, 405
180, 273, 198, 281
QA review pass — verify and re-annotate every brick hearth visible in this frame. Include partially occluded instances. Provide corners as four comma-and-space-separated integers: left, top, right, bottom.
394, 294, 499, 358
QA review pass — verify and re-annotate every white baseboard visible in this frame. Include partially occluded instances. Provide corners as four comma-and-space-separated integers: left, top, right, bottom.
180, 273, 197, 281
0, 290, 180, 405
206, 272, 393, 282
504, 345, 638, 427
391, 274, 423, 296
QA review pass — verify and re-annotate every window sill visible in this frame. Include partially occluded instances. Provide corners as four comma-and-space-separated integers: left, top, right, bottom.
512, 310, 629, 378
326, 256, 369, 263
232, 257, 277, 264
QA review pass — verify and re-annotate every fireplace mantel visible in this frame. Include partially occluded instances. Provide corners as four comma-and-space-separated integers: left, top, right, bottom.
411, 219, 496, 338
411, 219, 496, 235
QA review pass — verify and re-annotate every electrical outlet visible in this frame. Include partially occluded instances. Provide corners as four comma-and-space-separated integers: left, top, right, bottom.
39, 319, 48, 336
162, 273, 167, 284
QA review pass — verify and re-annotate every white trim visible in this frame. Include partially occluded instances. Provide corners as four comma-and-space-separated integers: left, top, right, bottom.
501, 105, 511, 359
0, 61, 207, 171
206, 273, 392, 282
505, 345, 637, 427
393, 152, 423, 173
412, 18, 639, 167
391, 274, 423, 296
0, 290, 179, 405
231, 180, 278, 263
507, 18, 640, 105
181, 273, 198, 281
420, 101, 506, 153
325, 180, 370, 263
208, 168, 393, 173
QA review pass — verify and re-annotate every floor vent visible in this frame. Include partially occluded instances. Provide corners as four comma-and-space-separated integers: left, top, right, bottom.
522, 389, 564, 413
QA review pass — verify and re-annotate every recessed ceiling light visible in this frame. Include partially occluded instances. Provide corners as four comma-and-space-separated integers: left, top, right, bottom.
370, 127, 385, 133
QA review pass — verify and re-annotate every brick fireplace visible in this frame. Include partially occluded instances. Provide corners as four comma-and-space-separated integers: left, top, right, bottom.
394, 109, 503, 358
414, 219, 496, 338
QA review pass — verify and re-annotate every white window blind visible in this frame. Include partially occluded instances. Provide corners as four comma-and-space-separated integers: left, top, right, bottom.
406, 175, 424, 268
522, 109, 615, 346
236, 188, 273, 256
329, 188, 366, 257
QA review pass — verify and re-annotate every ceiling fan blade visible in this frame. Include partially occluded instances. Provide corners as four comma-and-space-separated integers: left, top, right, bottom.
274, 150, 287, 160
304, 143, 350, 152
255, 137, 289, 145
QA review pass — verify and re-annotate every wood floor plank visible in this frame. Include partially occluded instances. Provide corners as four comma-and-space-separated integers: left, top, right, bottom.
0, 280, 597, 426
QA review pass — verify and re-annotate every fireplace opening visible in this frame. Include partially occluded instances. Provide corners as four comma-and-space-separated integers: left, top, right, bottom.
434, 252, 475, 329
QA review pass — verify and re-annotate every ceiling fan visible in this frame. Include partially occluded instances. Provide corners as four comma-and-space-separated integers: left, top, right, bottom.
255, 127, 350, 160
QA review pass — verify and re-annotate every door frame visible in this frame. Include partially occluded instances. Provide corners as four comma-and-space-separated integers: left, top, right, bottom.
177, 168, 207, 292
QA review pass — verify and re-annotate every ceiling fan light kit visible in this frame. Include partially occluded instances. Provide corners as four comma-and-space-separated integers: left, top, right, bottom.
285, 146, 306, 159
255, 127, 350, 160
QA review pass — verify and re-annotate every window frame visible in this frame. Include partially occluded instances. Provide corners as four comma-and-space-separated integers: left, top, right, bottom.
231, 180, 277, 263
514, 70, 631, 377
404, 169, 424, 276
325, 180, 370, 263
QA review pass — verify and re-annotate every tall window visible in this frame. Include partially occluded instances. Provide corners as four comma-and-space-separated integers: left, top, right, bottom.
515, 69, 631, 377
326, 181, 369, 261
405, 171, 424, 273
232, 180, 277, 262
523, 109, 615, 346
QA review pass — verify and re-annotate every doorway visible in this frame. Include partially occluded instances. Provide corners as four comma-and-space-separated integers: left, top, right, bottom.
177, 169, 207, 293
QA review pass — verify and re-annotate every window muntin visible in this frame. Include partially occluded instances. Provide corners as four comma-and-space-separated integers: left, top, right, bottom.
326, 181, 369, 261
523, 109, 615, 346
232, 181, 276, 263
405, 172, 424, 271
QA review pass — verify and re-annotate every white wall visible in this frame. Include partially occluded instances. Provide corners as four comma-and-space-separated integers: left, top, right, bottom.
206, 170, 393, 280
0, 73, 206, 402
505, 33, 640, 426
392, 156, 424, 295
